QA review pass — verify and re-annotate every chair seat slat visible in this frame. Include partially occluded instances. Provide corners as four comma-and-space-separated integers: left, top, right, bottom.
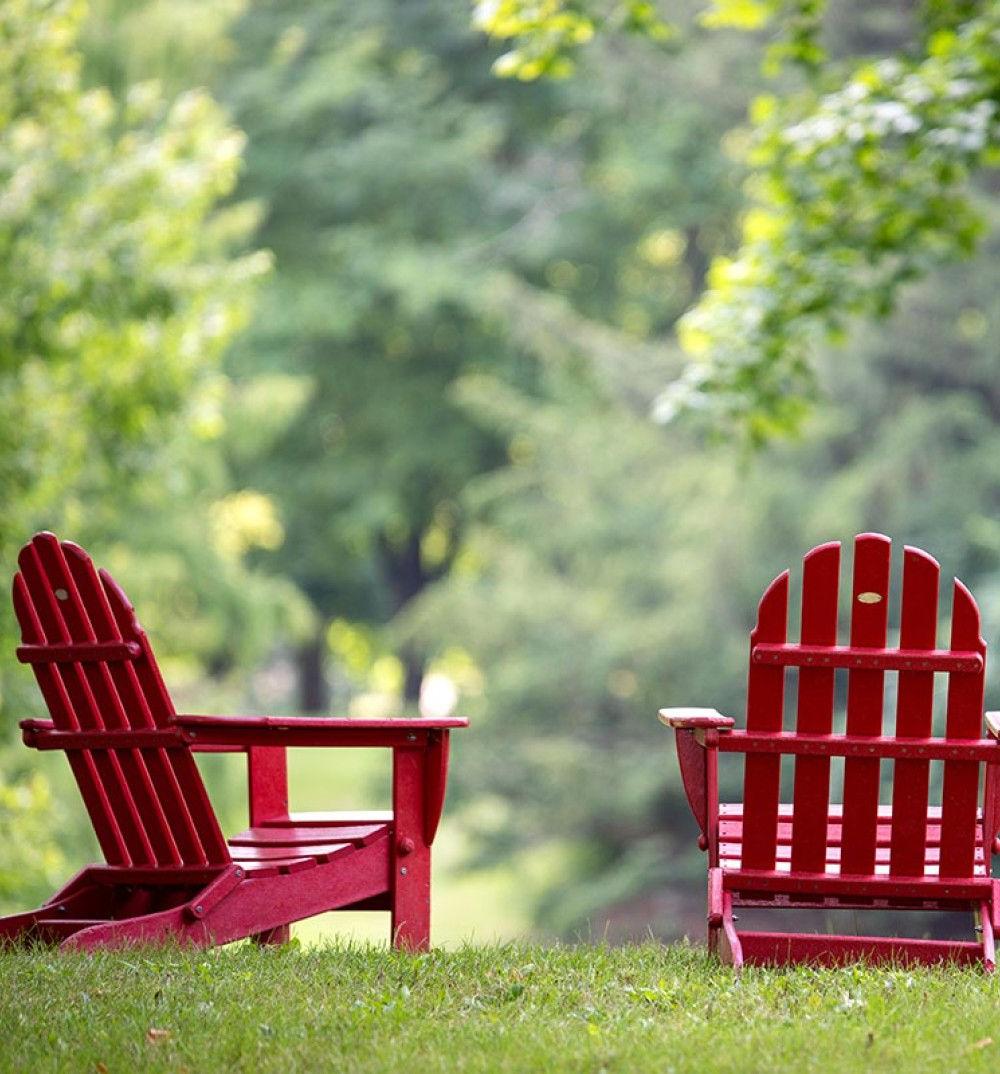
719, 806, 986, 869
228, 824, 386, 848
720, 843, 988, 869
723, 869, 991, 901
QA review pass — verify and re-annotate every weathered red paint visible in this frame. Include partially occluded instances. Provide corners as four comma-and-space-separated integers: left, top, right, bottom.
1, 533, 467, 951
659, 534, 999, 971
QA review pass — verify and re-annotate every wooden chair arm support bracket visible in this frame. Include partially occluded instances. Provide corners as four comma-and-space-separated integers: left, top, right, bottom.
659, 708, 730, 858
21, 720, 192, 752
707, 867, 724, 926
217, 719, 464, 847
183, 863, 246, 922
984, 713, 1000, 855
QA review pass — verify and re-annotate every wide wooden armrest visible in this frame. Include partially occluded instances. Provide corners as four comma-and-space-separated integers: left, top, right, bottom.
657, 708, 735, 730
174, 713, 468, 748
176, 714, 469, 730
19, 718, 55, 732
19, 715, 467, 749
986, 712, 1000, 739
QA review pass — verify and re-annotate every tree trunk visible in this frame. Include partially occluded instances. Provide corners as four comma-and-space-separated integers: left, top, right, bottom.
684, 225, 709, 295
378, 532, 436, 705
401, 645, 425, 706
296, 627, 329, 714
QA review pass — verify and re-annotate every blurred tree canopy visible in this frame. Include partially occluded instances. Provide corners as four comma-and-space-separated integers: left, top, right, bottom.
476, 0, 1000, 441
221, 0, 752, 708
222, 0, 538, 706
0, 0, 265, 559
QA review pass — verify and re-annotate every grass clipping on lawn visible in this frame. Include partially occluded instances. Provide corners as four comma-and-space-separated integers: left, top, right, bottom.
1, 941, 999, 1072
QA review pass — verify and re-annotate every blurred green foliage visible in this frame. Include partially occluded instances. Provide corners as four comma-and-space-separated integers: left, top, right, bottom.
672, 4, 1000, 440
476, 0, 1000, 441
0, 0, 301, 906
472, 0, 676, 80
0, 0, 265, 557
222, 0, 541, 703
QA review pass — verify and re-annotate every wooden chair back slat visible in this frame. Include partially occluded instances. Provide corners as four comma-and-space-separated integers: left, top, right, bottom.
12, 573, 130, 865
840, 533, 892, 875
96, 563, 230, 864
731, 534, 989, 885
939, 579, 987, 876
13, 534, 230, 868
789, 542, 840, 872
18, 537, 155, 865
63, 544, 203, 865
888, 546, 939, 875
740, 570, 788, 870
49, 539, 186, 866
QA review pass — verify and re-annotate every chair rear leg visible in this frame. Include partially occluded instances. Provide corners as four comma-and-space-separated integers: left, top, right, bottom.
706, 867, 723, 959
980, 902, 995, 973
0, 908, 51, 944
717, 891, 744, 971
251, 925, 291, 946
0, 876, 114, 945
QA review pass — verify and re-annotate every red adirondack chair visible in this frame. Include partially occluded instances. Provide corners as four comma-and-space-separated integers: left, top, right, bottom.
0, 532, 466, 950
660, 533, 1000, 970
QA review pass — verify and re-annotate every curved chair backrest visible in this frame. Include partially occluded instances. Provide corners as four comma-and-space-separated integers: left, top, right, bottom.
738, 533, 986, 879
14, 532, 230, 869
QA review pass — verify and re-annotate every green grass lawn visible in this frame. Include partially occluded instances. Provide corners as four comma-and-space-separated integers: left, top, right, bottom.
3, 942, 1000, 1073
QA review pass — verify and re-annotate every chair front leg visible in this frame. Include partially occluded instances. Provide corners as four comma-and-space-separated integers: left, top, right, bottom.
247, 747, 291, 945
982, 715, 1000, 864
247, 746, 290, 826
658, 708, 732, 865
390, 743, 433, 951
251, 925, 291, 946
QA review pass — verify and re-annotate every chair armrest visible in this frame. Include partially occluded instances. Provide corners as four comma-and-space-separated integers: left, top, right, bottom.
983, 716, 1000, 855
174, 714, 467, 748
657, 708, 735, 730
660, 708, 731, 856
19, 718, 54, 733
